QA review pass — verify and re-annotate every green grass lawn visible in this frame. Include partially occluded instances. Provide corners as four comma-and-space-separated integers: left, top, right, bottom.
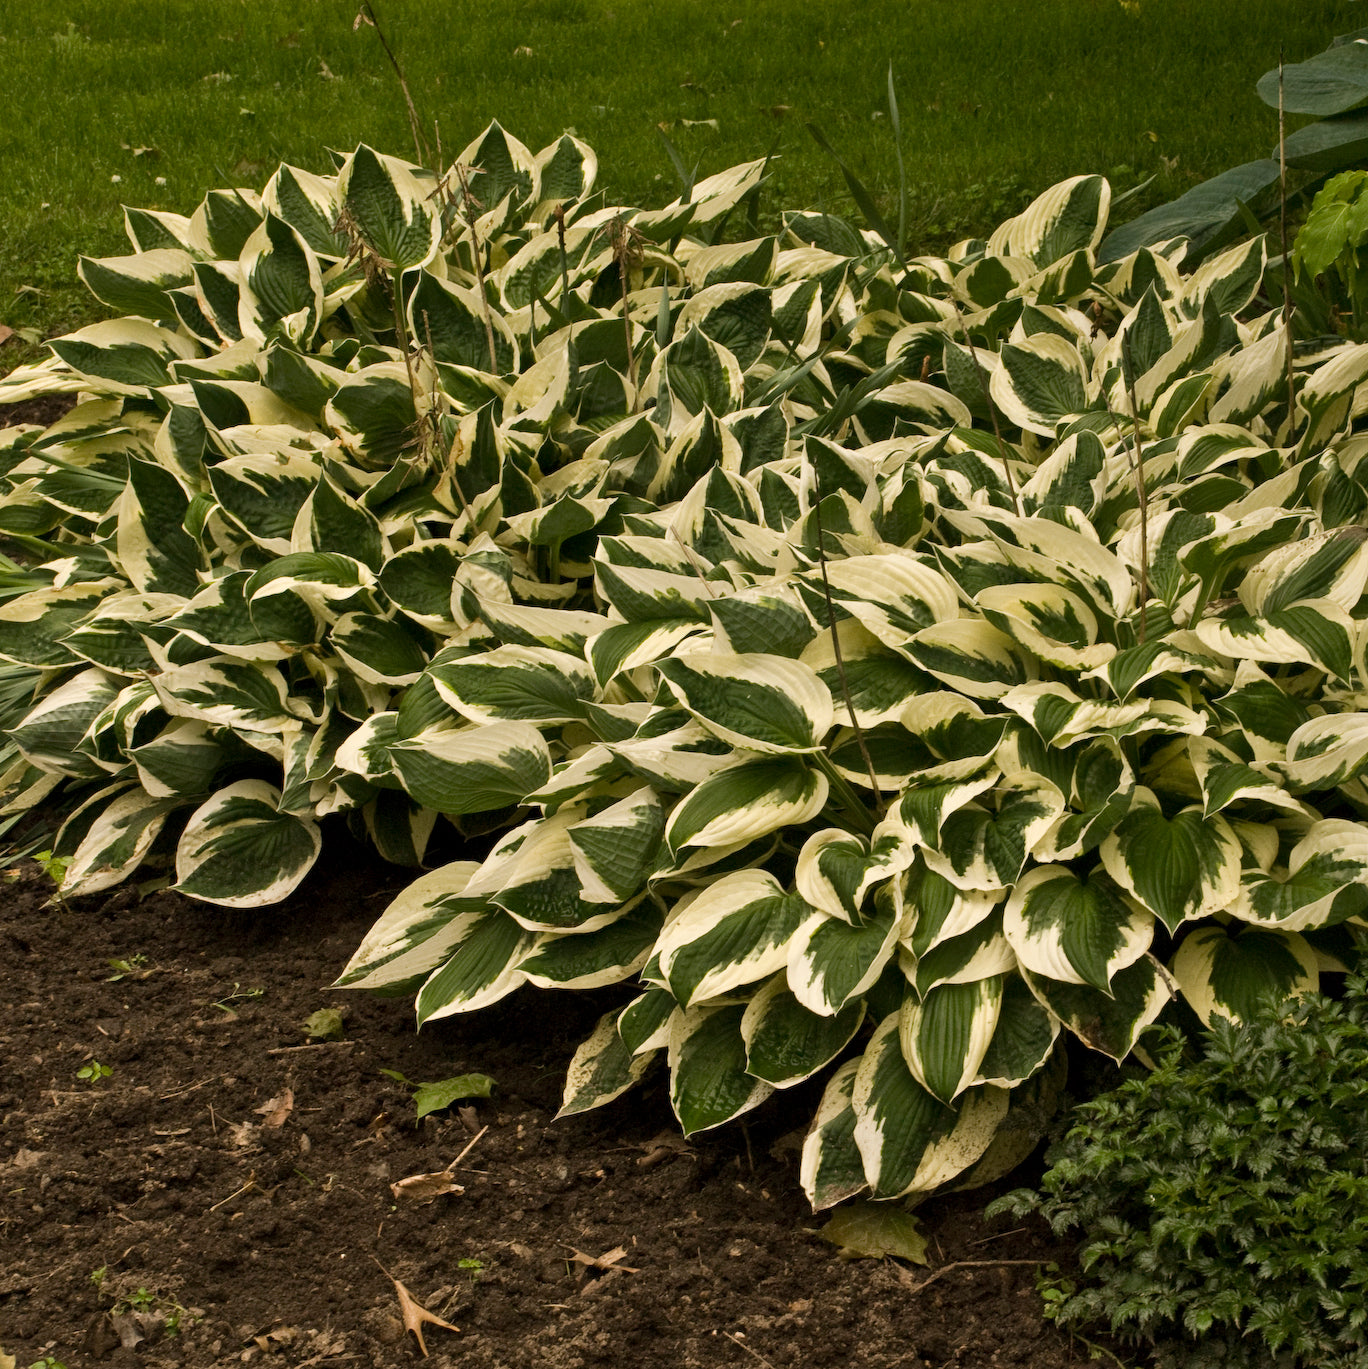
0, 0, 1357, 354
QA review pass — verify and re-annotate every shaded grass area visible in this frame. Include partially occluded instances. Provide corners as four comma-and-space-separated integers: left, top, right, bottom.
0, 0, 1356, 354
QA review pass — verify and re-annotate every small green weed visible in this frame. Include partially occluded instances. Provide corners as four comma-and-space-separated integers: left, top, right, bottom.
211, 985, 265, 1017
31, 850, 70, 893
75, 1061, 112, 1084
379, 1069, 496, 1121
105, 954, 148, 982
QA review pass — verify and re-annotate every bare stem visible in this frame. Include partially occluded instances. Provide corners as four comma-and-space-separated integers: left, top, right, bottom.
1120, 333, 1150, 643
811, 483, 882, 806
611, 216, 642, 411
356, 2, 429, 167
555, 205, 579, 390
1279, 49, 1297, 441
387, 267, 427, 464
453, 162, 501, 374
954, 310, 1022, 515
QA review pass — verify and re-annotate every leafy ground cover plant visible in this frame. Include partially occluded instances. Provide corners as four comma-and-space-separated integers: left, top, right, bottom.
2, 118, 1368, 1212
988, 973, 1368, 1369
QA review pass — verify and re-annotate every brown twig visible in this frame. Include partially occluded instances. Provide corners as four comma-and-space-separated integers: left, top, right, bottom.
265, 1042, 358, 1056
723, 1331, 779, 1369
900, 1257, 1045, 1296
355, 3, 428, 167
208, 1173, 257, 1213
159, 1074, 222, 1099
449, 1124, 489, 1170
954, 310, 1021, 515
1119, 333, 1150, 642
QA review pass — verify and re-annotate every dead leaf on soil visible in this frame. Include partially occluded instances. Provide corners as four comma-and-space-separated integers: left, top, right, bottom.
302, 1007, 345, 1041
253, 1325, 302, 1351
254, 1089, 294, 1127
0, 326, 14, 347
110, 1309, 161, 1349
226, 1120, 258, 1149
0, 1346, 15, 1369
566, 1245, 641, 1275
636, 1130, 691, 1168
6, 1147, 43, 1172
817, 1201, 929, 1264
390, 1167, 464, 1203
377, 1268, 459, 1357
82, 1311, 121, 1358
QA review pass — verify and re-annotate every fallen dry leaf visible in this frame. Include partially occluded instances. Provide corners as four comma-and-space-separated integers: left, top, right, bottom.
567, 1245, 641, 1275
254, 1088, 294, 1127
386, 1273, 458, 1356
636, 1130, 691, 1169
0, 326, 14, 347
110, 1309, 161, 1349
6, 1147, 43, 1172
226, 1120, 258, 1149
390, 1167, 463, 1203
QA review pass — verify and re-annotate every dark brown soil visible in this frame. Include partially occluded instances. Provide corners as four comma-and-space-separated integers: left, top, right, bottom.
0, 842, 1105, 1369
0, 394, 75, 429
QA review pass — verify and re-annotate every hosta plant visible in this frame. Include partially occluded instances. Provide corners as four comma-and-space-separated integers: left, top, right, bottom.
2, 127, 1368, 1211
988, 970, 1368, 1369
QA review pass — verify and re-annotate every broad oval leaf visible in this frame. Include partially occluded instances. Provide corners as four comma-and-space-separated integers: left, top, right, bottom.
174, 780, 321, 907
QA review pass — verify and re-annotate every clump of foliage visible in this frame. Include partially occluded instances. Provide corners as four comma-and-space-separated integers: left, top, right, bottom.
2, 110, 1368, 1211
989, 972, 1368, 1369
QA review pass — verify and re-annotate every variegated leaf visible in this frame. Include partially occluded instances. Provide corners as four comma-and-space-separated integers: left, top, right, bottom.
415, 907, 534, 1024
1233, 818, 1368, 931
1171, 924, 1318, 1026
973, 976, 1061, 1089
174, 780, 321, 907
1021, 955, 1173, 1061
921, 775, 1066, 892
430, 644, 596, 725
520, 897, 662, 989
740, 975, 864, 1088
800, 1058, 868, 1211
655, 651, 833, 754
385, 721, 553, 815
1003, 864, 1154, 991
669, 1004, 773, 1136
338, 144, 441, 272
566, 786, 664, 902
334, 860, 483, 989
558, 1010, 657, 1117
787, 894, 901, 1016
795, 824, 915, 924
61, 787, 183, 897
665, 756, 828, 853
657, 869, 812, 1006
899, 977, 1003, 1103
1099, 800, 1242, 933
